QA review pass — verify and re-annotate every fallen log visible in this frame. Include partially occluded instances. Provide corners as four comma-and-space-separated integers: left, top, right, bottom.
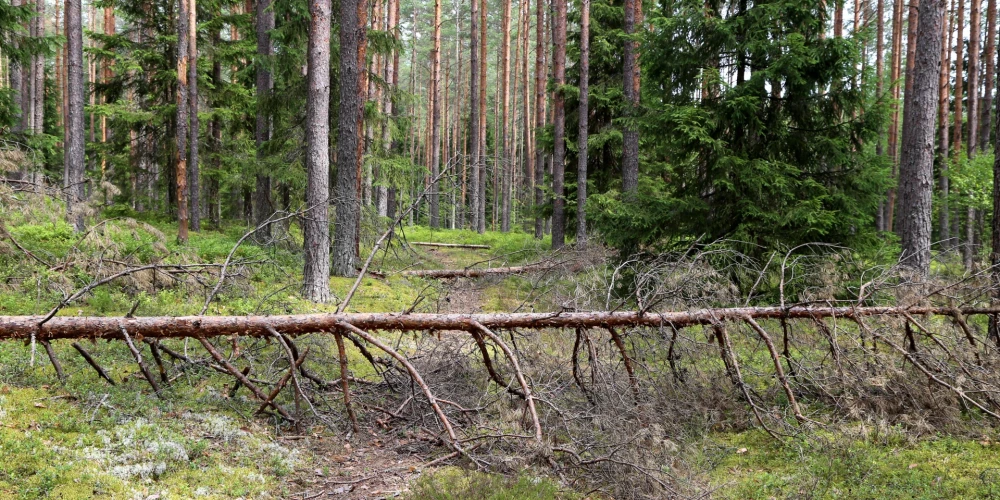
397, 262, 568, 278
4, 305, 1000, 341
410, 242, 491, 249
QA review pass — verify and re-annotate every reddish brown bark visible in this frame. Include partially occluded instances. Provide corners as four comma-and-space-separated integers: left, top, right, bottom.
7, 306, 1000, 341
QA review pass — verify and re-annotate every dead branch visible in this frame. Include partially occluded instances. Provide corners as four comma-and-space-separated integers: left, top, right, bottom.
335, 321, 466, 455
471, 321, 545, 447
743, 316, 813, 425
40, 340, 64, 381
255, 348, 308, 416
470, 328, 525, 398
119, 324, 161, 395
71, 342, 116, 385
607, 326, 640, 402
197, 337, 294, 421
333, 329, 360, 432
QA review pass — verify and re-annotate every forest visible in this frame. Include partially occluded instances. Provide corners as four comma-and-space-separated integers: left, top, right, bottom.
3, 0, 1000, 496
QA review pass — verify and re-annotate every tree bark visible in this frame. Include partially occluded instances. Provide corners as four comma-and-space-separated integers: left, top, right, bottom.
176, 0, 191, 243
429, 0, 442, 228
982, 0, 997, 151
469, 0, 481, 231
189, 0, 200, 232
500, 0, 513, 232
478, 0, 487, 233
332, 0, 369, 276
622, 0, 642, 195
65, 0, 85, 232
533, 0, 545, 239
885, 0, 906, 230
550, 0, 567, 249
10, 305, 1000, 341
898, 0, 945, 275
954, 0, 965, 152
577, 0, 589, 247
303, 0, 332, 300
939, 0, 952, 246
254, 0, 275, 233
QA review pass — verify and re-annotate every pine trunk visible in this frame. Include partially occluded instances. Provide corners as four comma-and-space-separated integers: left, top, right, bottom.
577, 0, 589, 247
500, 0, 512, 232
478, 0, 487, 233
65, 0, 85, 232
898, 0, 945, 274
939, 0, 952, 246
551, 0, 567, 249
622, 0, 642, 195
469, 0, 481, 230
429, 0, 442, 228
176, 0, 191, 243
332, 0, 369, 277
303, 0, 332, 300
189, 0, 200, 231
254, 0, 275, 232
982, 0, 997, 150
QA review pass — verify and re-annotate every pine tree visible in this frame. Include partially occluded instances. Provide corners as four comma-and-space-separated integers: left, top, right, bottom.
898, 0, 945, 274
303, 0, 332, 300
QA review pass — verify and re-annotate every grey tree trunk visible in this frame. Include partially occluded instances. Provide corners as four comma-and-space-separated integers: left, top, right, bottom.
65, 0, 85, 232
576, 0, 589, 247
429, 0, 442, 229
621, 0, 642, 195
254, 0, 275, 234
550, 0, 567, 249
938, 3, 951, 247
898, 0, 944, 275
534, 0, 544, 239
499, 0, 512, 232
32, 0, 43, 134
477, 0, 487, 233
303, 0, 332, 301
332, 0, 369, 277
175, 0, 190, 243
10, 0, 22, 135
982, 0, 997, 151
469, 0, 480, 231
189, 0, 200, 231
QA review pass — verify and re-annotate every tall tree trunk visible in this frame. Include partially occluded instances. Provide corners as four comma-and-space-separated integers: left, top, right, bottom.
551, 0, 566, 249
622, 0, 642, 195
210, 27, 222, 228
332, 0, 369, 276
533, 0, 545, 239
429, 0, 442, 228
478, 0, 487, 233
885, 0, 905, 230
33, 0, 43, 135
176, 0, 190, 243
969, 0, 981, 155
189, 0, 200, 231
982, 0, 997, 150
954, 0, 965, 152
303, 0, 332, 299
899, 0, 945, 275
835, 0, 844, 36
939, 0, 953, 246
577, 0, 589, 247
499, 0, 512, 232
65, 0, 85, 232
469, 0, 480, 231
254, 0, 275, 233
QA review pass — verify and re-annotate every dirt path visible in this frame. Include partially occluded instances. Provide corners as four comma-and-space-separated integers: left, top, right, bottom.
420, 247, 487, 314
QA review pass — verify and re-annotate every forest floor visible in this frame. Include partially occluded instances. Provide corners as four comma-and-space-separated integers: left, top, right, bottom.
6, 201, 1000, 498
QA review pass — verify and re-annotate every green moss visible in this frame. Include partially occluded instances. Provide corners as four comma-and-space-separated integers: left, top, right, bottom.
694, 429, 1000, 499
406, 467, 575, 500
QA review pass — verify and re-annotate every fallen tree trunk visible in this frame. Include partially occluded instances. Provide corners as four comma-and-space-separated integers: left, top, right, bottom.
397, 262, 567, 278
410, 242, 491, 249
3, 305, 1000, 341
